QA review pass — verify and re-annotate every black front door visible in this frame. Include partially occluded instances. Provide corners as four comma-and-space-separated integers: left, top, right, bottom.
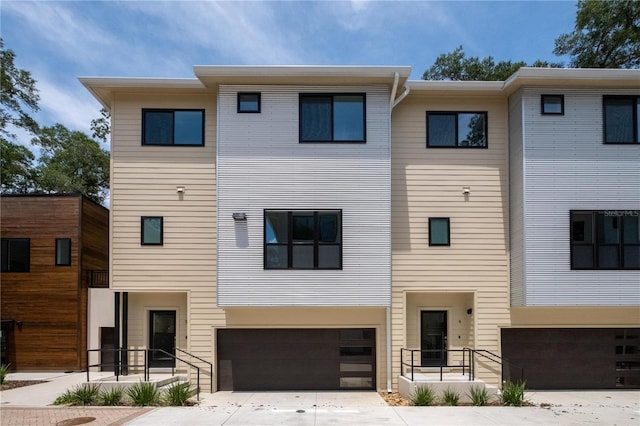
149, 311, 176, 368
421, 311, 448, 367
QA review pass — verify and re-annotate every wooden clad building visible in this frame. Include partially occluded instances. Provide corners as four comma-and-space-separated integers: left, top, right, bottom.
1, 194, 109, 370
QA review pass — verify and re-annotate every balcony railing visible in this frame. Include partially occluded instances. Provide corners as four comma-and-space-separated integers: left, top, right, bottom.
89, 270, 109, 288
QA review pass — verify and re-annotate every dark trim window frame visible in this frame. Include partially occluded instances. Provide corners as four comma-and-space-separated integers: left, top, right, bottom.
429, 217, 451, 246
426, 111, 488, 148
603, 96, 639, 144
570, 210, 640, 270
541, 94, 565, 115
141, 216, 164, 246
1, 238, 30, 272
237, 92, 261, 113
55, 238, 71, 266
142, 109, 205, 146
299, 94, 366, 143
264, 210, 342, 270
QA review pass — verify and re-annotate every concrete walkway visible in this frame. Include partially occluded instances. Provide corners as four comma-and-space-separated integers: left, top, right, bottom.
1, 372, 639, 425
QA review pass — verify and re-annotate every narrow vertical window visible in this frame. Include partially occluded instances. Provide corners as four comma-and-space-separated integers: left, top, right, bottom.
56, 238, 71, 266
429, 218, 450, 246
141, 216, 163, 245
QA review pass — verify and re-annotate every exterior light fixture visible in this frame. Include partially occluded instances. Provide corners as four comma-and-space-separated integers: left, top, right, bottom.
466, 308, 473, 315
462, 186, 471, 195
176, 186, 185, 193
232, 212, 247, 221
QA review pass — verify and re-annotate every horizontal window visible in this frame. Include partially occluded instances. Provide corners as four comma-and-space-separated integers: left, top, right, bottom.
541, 94, 564, 115
429, 217, 450, 246
141, 216, 163, 245
264, 210, 342, 269
56, 238, 71, 266
427, 111, 487, 148
142, 109, 204, 146
238, 93, 261, 113
1, 238, 30, 272
299, 94, 365, 143
571, 210, 639, 270
603, 96, 639, 144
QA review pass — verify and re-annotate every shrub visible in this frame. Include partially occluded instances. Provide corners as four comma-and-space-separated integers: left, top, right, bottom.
54, 383, 101, 406
411, 385, 436, 406
468, 385, 490, 406
0, 363, 10, 384
126, 381, 160, 406
501, 380, 527, 406
441, 388, 460, 406
164, 381, 195, 406
99, 387, 124, 406
53, 389, 76, 405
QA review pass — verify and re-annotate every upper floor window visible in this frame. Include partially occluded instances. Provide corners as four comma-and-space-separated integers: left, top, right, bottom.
238, 93, 261, 113
264, 210, 342, 269
541, 94, 564, 115
429, 217, 450, 246
141, 216, 163, 245
142, 109, 204, 146
56, 238, 71, 266
571, 210, 639, 270
603, 96, 639, 144
427, 112, 487, 148
299, 94, 365, 143
1, 238, 30, 272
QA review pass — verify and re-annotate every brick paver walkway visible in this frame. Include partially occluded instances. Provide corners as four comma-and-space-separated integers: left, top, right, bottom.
0, 407, 152, 426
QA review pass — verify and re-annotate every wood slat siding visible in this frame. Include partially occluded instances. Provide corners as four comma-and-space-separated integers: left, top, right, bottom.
0, 195, 107, 370
110, 92, 221, 389
216, 85, 391, 306
509, 90, 526, 306
518, 88, 640, 306
390, 95, 511, 386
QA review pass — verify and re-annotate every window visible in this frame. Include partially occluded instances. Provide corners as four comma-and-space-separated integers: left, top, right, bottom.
264, 210, 342, 269
1, 238, 30, 272
603, 96, 639, 144
571, 210, 639, 270
541, 94, 564, 115
238, 93, 261, 113
56, 238, 71, 266
142, 109, 204, 146
299, 94, 365, 143
429, 218, 450, 246
427, 112, 487, 148
141, 217, 163, 245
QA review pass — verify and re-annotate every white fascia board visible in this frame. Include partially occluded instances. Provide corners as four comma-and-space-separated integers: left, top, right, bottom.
406, 80, 505, 95
504, 67, 640, 94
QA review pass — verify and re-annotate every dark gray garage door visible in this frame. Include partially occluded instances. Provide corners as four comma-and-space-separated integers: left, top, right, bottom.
217, 328, 375, 391
501, 328, 639, 389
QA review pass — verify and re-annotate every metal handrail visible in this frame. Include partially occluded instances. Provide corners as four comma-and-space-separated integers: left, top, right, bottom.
148, 349, 202, 401
471, 348, 524, 383
175, 347, 213, 393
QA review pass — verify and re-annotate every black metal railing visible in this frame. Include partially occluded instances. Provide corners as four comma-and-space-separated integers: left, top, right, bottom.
175, 347, 213, 393
89, 270, 109, 288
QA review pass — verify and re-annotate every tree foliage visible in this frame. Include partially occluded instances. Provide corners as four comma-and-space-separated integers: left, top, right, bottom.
1, 139, 36, 193
423, 46, 560, 81
91, 107, 111, 143
554, 0, 640, 68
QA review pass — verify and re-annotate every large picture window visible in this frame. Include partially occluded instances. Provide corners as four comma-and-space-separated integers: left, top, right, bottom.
142, 109, 204, 146
603, 96, 639, 144
1, 238, 30, 272
264, 210, 342, 269
299, 94, 365, 143
571, 210, 639, 270
427, 111, 487, 148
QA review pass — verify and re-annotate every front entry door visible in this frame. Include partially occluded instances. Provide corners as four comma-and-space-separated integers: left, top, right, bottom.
421, 311, 448, 367
149, 311, 176, 368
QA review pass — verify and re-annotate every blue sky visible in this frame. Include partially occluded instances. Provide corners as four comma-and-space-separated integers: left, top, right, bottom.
2, 0, 578, 143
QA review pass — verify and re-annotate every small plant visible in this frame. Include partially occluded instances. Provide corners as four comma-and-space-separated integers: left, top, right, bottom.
501, 380, 527, 406
164, 381, 195, 406
54, 383, 101, 406
441, 388, 460, 406
99, 387, 124, 406
468, 385, 490, 406
53, 389, 76, 405
126, 381, 160, 406
0, 363, 10, 384
411, 385, 436, 406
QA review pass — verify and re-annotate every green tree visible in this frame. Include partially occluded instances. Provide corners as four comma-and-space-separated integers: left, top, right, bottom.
0, 38, 40, 138
0, 139, 36, 193
90, 107, 111, 143
423, 46, 560, 81
554, 0, 640, 68
32, 124, 110, 204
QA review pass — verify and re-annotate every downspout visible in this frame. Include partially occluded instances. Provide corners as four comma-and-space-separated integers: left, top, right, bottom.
385, 74, 410, 394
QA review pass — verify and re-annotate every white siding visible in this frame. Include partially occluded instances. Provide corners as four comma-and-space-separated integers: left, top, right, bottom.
520, 87, 640, 305
217, 85, 391, 306
508, 90, 525, 306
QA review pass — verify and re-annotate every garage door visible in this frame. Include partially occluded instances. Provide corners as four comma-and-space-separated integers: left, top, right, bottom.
217, 328, 375, 391
501, 328, 640, 389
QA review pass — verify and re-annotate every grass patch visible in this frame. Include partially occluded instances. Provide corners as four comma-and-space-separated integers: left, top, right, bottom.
501, 380, 527, 406
164, 381, 195, 406
468, 385, 490, 406
411, 385, 436, 406
441, 388, 460, 406
126, 381, 160, 406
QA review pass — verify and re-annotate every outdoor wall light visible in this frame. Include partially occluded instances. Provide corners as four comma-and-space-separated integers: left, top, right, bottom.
176, 186, 185, 193
466, 308, 473, 315
462, 186, 471, 195
232, 212, 247, 221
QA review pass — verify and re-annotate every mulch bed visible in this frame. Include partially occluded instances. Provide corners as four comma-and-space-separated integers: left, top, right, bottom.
1, 380, 48, 391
